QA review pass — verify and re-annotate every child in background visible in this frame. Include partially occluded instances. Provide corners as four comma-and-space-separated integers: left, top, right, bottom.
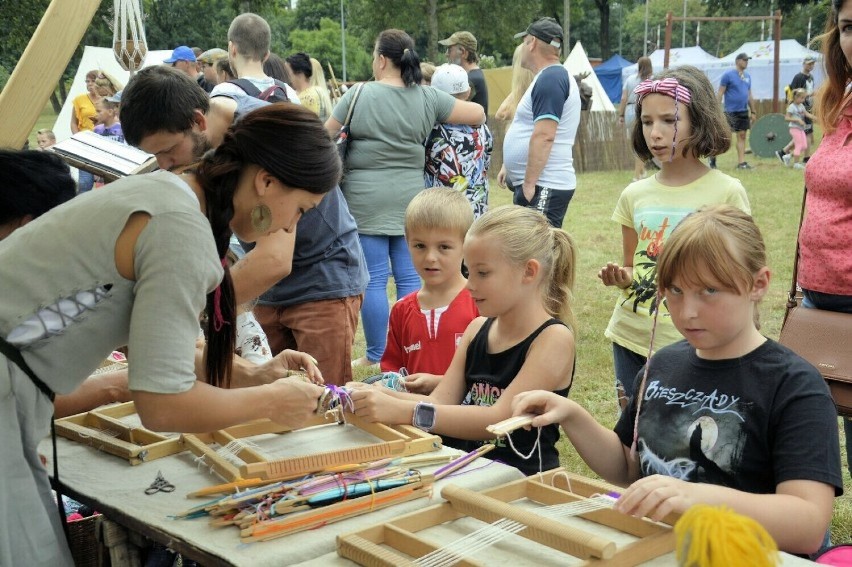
598, 65, 750, 411
424, 64, 493, 219
351, 206, 576, 476
513, 205, 841, 554
419, 62, 436, 85
92, 95, 126, 188
785, 88, 816, 170
226, 241, 273, 365
93, 97, 124, 144
380, 188, 478, 394
36, 129, 56, 150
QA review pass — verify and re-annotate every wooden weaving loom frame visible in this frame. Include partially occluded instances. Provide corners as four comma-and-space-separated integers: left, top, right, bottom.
56, 403, 442, 481
55, 402, 184, 465
184, 413, 442, 481
337, 468, 676, 566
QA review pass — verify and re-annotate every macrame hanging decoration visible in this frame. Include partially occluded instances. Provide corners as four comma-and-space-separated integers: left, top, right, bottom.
112, 0, 148, 74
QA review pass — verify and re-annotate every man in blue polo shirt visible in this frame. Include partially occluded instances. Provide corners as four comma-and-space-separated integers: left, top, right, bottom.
712, 52, 757, 170
498, 17, 581, 228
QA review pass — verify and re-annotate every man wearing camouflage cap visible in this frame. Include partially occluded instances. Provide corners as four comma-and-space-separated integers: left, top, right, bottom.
197, 47, 229, 92
439, 31, 488, 113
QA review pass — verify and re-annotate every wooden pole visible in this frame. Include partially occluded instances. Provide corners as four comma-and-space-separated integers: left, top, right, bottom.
664, 12, 673, 69
0, 0, 100, 149
774, 10, 782, 113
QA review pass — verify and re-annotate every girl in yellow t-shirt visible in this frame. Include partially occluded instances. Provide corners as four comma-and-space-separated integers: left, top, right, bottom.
597, 65, 751, 410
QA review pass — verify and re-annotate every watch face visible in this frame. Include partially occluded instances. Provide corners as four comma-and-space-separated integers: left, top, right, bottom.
414, 403, 436, 431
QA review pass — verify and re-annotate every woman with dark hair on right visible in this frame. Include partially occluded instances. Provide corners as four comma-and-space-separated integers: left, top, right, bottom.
263, 52, 292, 86
0, 104, 340, 566
797, 0, 852, 473
617, 56, 653, 181
325, 29, 485, 367
285, 52, 331, 122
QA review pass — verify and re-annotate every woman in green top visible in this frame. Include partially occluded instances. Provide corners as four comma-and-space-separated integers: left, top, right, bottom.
326, 29, 485, 366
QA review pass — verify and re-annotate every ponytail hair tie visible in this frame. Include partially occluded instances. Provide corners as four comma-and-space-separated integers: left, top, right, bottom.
403, 48, 410, 55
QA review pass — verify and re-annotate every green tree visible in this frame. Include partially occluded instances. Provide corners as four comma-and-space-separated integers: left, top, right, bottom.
288, 17, 373, 80
345, 0, 574, 66
0, 0, 52, 93
143, 0, 235, 51
295, 0, 342, 30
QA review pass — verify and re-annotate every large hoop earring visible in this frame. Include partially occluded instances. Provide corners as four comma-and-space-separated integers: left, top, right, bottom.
251, 203, 272, 233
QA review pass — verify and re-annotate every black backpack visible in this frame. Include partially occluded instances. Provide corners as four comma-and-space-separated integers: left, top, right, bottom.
227, 78, 289, 103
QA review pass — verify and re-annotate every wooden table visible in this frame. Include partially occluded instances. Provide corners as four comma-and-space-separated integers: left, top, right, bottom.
42, 431, 814, 566
42, 428, 523, 566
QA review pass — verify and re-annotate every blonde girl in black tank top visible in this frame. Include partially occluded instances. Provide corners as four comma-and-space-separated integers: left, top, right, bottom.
349, 206, 577, 476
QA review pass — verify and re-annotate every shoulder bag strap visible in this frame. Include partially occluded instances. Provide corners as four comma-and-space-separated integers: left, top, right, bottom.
342, 82, 365, 128
228, 78, 262, 98
0, 336, 55, 400
784, 185, 808, 323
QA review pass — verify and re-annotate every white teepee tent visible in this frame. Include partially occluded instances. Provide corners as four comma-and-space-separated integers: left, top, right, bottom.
564, 41, 616, 112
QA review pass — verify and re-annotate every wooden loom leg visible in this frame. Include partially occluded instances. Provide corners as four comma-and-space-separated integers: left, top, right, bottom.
441, 484, 616, 560
0, 0, 101, 149
101, 519, 142, 567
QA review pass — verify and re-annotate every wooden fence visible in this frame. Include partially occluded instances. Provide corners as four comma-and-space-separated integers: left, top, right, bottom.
489, 111, 634, 175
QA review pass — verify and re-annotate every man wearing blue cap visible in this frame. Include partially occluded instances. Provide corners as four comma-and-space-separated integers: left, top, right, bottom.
713, 52, 756, 170
163, 45, 197, 79
498, 17, 581, 228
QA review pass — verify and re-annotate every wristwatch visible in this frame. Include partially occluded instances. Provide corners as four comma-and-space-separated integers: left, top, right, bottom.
412, 402, 436, 432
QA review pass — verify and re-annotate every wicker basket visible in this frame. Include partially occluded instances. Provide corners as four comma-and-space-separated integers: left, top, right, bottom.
68, 514, 105, 567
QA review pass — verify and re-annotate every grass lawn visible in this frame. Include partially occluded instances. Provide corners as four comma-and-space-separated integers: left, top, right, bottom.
350, 147, 852, 544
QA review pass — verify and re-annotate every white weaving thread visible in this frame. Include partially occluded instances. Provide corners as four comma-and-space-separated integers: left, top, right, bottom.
415, 495, 617, 567
504, 426, 543, 475
215, 439, 263, 467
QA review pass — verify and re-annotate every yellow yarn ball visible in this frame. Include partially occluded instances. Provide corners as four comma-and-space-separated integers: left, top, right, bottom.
674, 504, 779, 567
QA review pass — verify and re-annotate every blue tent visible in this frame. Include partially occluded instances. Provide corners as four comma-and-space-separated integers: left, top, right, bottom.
594, 54, 633, 104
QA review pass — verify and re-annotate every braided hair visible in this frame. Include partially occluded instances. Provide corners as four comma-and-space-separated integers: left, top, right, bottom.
194, 103, 341, 387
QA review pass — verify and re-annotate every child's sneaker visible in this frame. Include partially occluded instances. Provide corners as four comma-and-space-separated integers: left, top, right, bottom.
775, 149, 786, 164
793, 162, 806, 170
782, 154, 792, 166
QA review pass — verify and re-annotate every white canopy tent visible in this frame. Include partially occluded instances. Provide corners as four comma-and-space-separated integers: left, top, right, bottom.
620, 46, 719, 83
717, 39, 821, 63
702, 39, 823, 101
564, 41, 616, 112
53, 46, 173, 142
618, 40, 822, 102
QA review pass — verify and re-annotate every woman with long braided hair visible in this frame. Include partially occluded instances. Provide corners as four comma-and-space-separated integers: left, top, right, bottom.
0, 103, 341, 565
